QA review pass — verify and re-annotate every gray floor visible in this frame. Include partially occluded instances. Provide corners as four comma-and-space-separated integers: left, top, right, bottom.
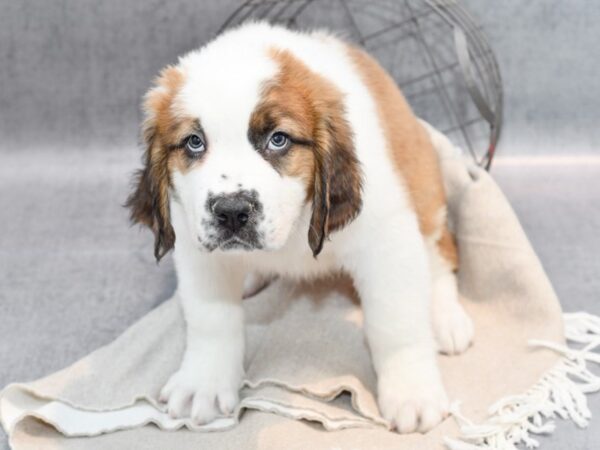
0, 149, 599, 449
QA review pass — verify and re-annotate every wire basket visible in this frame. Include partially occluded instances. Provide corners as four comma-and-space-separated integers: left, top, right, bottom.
219, 0, 503, 169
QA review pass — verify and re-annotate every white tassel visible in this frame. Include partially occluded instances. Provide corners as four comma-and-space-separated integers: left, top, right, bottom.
446, 312, 600, 450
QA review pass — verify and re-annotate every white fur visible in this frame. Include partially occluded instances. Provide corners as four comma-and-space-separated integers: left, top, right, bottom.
157, 22, 473, 433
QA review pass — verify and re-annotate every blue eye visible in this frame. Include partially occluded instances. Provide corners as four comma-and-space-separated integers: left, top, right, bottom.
267, 132, 289, 151
186, 134, 206, 155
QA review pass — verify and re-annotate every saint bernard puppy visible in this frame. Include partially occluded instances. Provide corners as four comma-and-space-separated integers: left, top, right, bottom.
127, 22, 474, 433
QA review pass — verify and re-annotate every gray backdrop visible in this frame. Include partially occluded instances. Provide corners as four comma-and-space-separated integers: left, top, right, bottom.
1, 1, 599, 449
1, 0, 600, 153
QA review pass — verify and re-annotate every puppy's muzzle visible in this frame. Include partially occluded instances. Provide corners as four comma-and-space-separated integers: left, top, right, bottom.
211, 194, 255, 233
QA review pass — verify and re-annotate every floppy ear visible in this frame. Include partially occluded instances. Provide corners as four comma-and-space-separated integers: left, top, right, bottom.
308, 114, 363, 257
125, 125, 175, 261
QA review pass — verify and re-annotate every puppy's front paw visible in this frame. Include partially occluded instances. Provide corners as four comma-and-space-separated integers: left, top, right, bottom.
159, 364, 241, 425
378, 364, 449, 433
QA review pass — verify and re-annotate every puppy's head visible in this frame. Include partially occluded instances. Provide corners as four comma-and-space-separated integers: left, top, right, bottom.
127, 38, 362, 260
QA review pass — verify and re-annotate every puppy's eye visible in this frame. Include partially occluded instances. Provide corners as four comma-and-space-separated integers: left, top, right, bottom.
267, 132, 290, 152
185, 134, 206, 156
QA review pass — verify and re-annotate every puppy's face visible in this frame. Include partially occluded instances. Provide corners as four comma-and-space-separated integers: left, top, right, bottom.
127, 47, 362, 260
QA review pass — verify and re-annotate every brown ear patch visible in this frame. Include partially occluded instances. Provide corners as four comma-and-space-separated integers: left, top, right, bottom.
126, 65, 187, 261
347, 45, 457, 270
252, 49, 363, 256
309, 111, 362, 256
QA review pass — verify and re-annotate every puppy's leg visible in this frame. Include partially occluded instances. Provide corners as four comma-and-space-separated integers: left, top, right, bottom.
429, 227, 473, 355
348, 215, 448, 433
159, 248, 245, 424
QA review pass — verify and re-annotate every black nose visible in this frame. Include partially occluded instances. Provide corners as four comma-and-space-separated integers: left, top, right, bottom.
212, 196, 253, 233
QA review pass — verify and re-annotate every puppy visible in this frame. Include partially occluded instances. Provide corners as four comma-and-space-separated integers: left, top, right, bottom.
127, 22, 473, 433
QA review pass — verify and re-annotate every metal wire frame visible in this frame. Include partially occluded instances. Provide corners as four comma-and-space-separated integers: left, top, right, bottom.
217, 0, 503, 169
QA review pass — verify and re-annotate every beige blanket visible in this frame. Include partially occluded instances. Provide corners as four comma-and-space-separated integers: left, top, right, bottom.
2, 125, 595, 450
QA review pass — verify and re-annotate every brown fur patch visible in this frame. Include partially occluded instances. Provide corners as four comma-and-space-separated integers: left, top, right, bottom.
126, 65, 195, 260
347, 46, 458, 270
144, 67, 203, 175
250, 49, 363, 256
438, 227, 459, 269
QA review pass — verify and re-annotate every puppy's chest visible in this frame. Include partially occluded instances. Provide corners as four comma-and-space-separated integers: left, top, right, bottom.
250, 238, 338, 280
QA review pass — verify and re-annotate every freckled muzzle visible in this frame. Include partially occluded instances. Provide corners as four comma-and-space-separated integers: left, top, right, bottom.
202, 190, 264, 251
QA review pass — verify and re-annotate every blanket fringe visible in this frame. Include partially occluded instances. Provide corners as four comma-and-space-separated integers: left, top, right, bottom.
445, 312, 600, 450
